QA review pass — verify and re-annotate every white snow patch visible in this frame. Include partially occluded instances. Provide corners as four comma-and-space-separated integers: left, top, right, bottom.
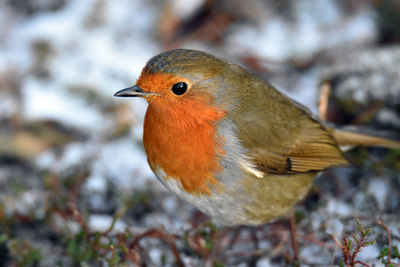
85, 175, 108, 193
367, 179, 388, 211
356, 243, 381, 265
227, 17, 291, 61
326, 199, 354, 217
170, 0, 206, 19
163, 196, 178, 213
226, 3, 376, 61
22, 78, 105, 132
148, 248, 162, 266
88, 214, 126, 233
325, 217, 344, 238
36, 141, 98, 171
87, 137, 154, 192
256, 258, 272, 267
300, 244, 330, 265
377, 108, 400, 128
283, 71, 318, 113
0, 93, 18, 119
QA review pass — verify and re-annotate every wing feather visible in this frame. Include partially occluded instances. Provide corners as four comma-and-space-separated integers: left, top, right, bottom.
229, 75, 348, 174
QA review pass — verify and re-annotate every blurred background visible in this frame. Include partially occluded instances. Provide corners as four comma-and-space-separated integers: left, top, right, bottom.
0, 0, 399, 266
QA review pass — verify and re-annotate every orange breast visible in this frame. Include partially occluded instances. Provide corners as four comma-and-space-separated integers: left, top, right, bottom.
143, 95, 226, 194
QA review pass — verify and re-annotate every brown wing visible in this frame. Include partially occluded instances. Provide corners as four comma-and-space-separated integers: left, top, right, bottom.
230, 76, 348, 174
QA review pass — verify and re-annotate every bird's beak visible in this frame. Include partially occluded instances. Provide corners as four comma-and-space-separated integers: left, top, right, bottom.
113, 85, 157, 98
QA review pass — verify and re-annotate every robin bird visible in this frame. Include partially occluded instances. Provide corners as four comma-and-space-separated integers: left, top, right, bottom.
114, 49, 400, 227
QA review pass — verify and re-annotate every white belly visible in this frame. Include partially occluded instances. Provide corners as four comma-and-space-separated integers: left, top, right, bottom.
152, 167, 250, 226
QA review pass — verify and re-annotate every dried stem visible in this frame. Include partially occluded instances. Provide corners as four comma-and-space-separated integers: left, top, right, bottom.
288, 211, 299, 261
319, 82, 331, 121
129, 229, 184, 267
377, 220, 392, 267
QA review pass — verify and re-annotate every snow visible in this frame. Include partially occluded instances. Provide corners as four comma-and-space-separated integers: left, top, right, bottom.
0, 0, 397, 265
170, 0, 206, 19
227, 18, 292, 61
368, 179, 389, 211
256, 257, 272, 267
326, 199, 354, 217
148, 248, 162, 266
325, 217, 345, 238
22, 78, 105, 133
87, 138, 154, 192
227, 1, 376, 62
88, 214, 126, 233
4, 0, 159, 197
357, 244, 382, 266
0, 92, 18, 119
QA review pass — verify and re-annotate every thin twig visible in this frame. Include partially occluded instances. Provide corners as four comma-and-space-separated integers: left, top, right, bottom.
288, 211, 299, 261
354, 260, 372, 267
102, 205, 128, 236
377, 220, 392, 267
272, 230, 289, 255
205, 228, 230, 266
130, 229, 184, 267
329, 233, 343, 249
68, 202, 90, 232
296, 232, 327, 248
228, 226, 243, 249
319, 82, 331, 121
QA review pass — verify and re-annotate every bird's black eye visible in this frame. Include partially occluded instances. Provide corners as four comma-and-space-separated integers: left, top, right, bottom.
171, 82, 188, 96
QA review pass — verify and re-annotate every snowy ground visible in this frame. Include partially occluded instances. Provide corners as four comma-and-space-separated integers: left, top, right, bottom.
0, 0, 399, 266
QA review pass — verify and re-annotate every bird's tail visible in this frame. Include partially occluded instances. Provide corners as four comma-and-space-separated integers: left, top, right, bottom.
331, 129, 400, 150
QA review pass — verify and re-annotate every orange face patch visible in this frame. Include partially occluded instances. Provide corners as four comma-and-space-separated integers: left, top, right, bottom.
138, 71, 189, 92
139, 72, 226, 194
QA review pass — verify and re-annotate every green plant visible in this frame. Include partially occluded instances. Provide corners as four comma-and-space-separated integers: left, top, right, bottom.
378, 245, 400, 266
338, 220, 376, 267
8, 239, 42, 266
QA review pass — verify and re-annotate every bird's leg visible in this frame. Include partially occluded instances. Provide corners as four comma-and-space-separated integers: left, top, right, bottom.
248, 226, 262, 265
288, 210, 299, 262
251, 226, 260, 250
227, 225, 243, 249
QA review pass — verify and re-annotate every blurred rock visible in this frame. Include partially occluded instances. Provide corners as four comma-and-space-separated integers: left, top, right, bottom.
0, 120, 77, 159
5, 0, 67, 16
0, 69, 23, 120
0, 156, 46, 219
